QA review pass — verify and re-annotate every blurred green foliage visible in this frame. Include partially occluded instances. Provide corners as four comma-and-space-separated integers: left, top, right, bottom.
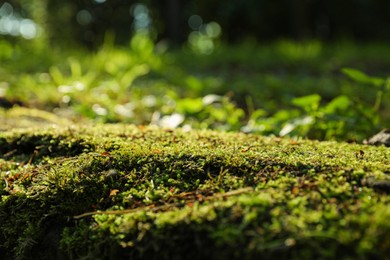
0, 34, 389, 141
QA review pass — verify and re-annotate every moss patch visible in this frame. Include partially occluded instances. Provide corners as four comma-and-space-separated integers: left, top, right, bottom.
0, 123, 389, 259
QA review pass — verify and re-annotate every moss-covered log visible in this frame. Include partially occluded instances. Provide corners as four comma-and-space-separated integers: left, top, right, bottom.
0, 124, 389, 259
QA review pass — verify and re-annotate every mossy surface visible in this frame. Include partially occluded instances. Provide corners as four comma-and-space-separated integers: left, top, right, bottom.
0, 117, 389, 259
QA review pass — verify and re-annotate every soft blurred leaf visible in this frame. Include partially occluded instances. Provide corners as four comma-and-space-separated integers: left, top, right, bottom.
120, 64, 150, 88
292, 94, 321, 111
68, 58, 82, 78
177, 98, 204, 114
323, 95, 350, 114
49, 66, 65, 85
385, 78, 390, 91
0, 41, 13, 60
210, 108, 226, 121
342, 68, 384, 87
272, 110, 294, 121
185, 76, 203, 93
227, 108, 244, 126
131, 34, 154, 57
250, 109, 268, 121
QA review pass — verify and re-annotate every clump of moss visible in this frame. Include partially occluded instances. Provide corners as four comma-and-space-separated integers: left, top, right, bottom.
0, 124, 389, 259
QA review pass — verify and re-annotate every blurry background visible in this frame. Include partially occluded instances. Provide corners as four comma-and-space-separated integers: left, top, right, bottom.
2, 0, 390, 47
0, 0, 389, 141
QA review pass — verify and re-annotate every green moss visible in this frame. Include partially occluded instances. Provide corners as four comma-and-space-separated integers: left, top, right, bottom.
0, 124, 389, 259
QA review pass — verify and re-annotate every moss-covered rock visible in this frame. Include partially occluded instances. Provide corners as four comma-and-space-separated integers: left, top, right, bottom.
0, 123, 389, 259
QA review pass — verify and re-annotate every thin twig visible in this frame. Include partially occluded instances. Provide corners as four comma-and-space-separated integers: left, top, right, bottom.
73, 187, 253, 219
3, 149, 17, 158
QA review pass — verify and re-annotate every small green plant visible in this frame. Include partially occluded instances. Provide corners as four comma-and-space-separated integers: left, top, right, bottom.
342, 68, 390, 112
276, 69, 389, 140
242, 68, 389, 141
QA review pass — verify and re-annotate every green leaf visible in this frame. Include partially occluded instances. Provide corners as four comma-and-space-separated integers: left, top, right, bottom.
385, 77, 390, 91
177, 98, 204, 114
249, 109, 268, 121
68, 58, 82, 78
0, 40, 13, 60
131, 33, 154, 57
323, 95, 351, 114
292, 94, 321, 111
120, 64, 150, 88
49, 66, 65, 85
185, 76, 203, 93
342, 68, 384, 87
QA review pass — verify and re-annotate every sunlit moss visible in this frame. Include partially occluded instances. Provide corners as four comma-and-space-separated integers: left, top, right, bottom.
0, 123, 389, 259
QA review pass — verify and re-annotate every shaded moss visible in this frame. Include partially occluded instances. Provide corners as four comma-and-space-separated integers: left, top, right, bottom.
0, 129, 95, 163
0, 124, 389, 259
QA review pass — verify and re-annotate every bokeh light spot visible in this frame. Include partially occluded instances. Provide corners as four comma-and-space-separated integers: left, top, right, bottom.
0, 2, 13, 17
205, 22, 221, 38
0, 2, 14, 16
188, 15, 202, 30
76, 10, 92, 26
131, 4, 151, 32
20, 19, 37, 39
7, 16, 19, 36
0, 2, 39, 39
189, 31, 214, 55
